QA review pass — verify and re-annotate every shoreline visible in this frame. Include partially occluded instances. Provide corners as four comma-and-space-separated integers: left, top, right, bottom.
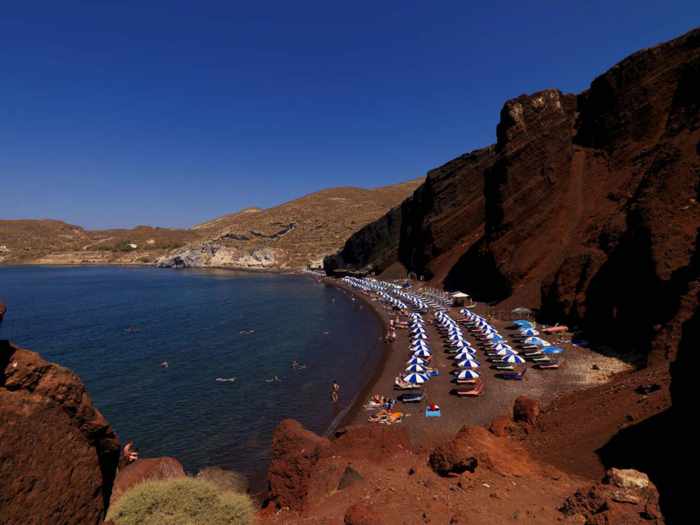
321, 277, 393, 437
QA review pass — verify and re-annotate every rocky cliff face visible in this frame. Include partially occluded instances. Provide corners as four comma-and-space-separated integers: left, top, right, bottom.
0, 342, 120, 525
326, 28, 700, 363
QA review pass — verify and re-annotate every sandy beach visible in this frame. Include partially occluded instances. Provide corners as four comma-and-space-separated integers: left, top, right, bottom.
327, 277, 632, 449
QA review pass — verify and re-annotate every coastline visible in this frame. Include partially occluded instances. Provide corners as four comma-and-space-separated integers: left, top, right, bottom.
320, 276, 393, 437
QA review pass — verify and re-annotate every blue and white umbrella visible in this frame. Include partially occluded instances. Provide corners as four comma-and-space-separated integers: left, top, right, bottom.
502, 354, 526, 364
403, 372, 429, 384
514, 320, 533, 329
456, 369, 480, 380
542, 346, 564, 355
405, 363, 428, 373
407, 356, 426, 365
523, 336, 550, 347
456, 359, 480, 369
413, 349, 432, 358
453, 350, 475, 361
411, 341, 430, 350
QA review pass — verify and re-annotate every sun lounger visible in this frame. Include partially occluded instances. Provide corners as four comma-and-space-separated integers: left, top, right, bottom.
496, 369, 526, 380
450, 381, 484, 397
534, 361, 560, 369
398, 391, 424, 403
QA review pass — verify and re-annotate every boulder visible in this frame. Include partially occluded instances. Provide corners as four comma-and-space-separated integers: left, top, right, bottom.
606, 468, 650, 490
489, 415, 516, 437
513, 395, 541, 425
560, 469, 663, 524
337, 465, 364, 490
0, 341, 120, 525
265, 419, 331, 511
110, 457, 186, 504
429, 426, 537, 478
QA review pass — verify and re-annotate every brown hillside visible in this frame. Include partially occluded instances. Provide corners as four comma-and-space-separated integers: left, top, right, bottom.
156, 179, 423, 270
0, 179, 420, 268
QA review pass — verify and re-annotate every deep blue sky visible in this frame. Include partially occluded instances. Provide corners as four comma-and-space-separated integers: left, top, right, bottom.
2, 2, 697, 229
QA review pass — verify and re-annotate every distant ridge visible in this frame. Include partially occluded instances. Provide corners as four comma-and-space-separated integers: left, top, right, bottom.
0, 178, 422, 268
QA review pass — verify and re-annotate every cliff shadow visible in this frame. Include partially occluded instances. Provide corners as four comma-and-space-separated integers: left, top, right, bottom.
596, 409, 677, 523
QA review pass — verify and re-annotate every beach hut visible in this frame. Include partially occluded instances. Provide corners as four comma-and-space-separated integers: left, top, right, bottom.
451, 291, 471, 307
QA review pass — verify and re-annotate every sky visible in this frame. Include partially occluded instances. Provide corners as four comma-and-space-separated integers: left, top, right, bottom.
1, 1, 698, 229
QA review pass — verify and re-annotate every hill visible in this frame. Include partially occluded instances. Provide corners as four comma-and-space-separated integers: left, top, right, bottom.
0, 179, 421, 268
155, 179, 422, 270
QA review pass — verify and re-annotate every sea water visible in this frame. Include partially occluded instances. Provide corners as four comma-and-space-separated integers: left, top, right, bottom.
0, 266, 381, 481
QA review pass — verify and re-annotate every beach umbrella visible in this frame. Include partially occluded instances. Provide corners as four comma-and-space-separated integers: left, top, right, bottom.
456, 359, 480, 369
412, 349, 432, 358
405, 364, 428, 373
412, 332, 428, 340
453, 350, 475, 361
542, 346, 564, 355
410, 341, 429, 350
517, 329, 539, 337
456, 369, 480, 380
407, 356, 426, 365
513, 320, 533, 329
503, 354, 526, 364
523, 336, 550, 347
403, 372, 429, 384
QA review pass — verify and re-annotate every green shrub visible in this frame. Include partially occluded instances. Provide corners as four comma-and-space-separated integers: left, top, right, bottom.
196, 467, 249, 494
107, 477, 255, 525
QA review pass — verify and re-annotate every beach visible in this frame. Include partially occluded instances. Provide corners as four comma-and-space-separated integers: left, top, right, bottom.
327, 277, 632, 449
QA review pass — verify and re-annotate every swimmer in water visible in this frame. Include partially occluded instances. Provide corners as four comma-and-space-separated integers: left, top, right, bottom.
160, 361, 169, 369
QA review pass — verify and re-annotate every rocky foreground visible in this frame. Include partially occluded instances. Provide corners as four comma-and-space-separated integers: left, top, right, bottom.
0, 338, 674, 524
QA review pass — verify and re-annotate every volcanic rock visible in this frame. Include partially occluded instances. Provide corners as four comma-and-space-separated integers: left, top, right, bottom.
110, 457, 186, 504
429, 426, 539, 478
513, 396, 541, 425
0, 341, 120, 525
337, 465, 364, 490
265, 419, 332, 511
561, 468, 663, 524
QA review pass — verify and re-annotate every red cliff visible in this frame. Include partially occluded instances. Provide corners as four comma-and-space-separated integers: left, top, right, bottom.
326, 27, 700, 364
0, 341, 121, 525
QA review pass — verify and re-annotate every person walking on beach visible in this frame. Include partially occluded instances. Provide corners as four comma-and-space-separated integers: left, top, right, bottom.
331, 380, 340, 403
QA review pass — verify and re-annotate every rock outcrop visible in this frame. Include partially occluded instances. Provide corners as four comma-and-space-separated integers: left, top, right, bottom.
265, 420, 411, 512
326, 28, 700, 364
110, 457, 186, 505
560, 468, 663, 524
0, 341, 120, 525
513, 395, 541, 425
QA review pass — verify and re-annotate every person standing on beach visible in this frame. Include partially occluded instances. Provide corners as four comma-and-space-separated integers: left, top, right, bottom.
331, 381, 340, 403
